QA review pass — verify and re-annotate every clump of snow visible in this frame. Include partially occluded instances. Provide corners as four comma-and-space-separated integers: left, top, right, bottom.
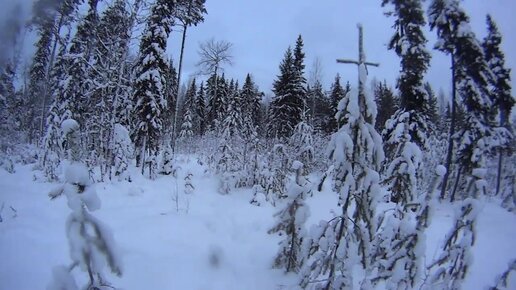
61, 119, 79, 136
435, 165, 447, 177
291, 160, 303, 171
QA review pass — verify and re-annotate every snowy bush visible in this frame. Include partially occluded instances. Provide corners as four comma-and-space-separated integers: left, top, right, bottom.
48, 119, 122, 289
159, 141, 174, 176
113, 123, 134, 181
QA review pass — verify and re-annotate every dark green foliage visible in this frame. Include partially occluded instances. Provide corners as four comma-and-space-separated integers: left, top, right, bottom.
374, 81, 397, 134
196, 82, 206, 136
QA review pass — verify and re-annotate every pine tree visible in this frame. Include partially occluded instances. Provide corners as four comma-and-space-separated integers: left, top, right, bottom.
268, 47, 305, 139
482, 14, 515, 196
132, 0, 178, 176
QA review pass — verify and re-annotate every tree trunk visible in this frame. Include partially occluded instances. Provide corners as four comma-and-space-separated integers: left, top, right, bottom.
440, 54, 457, 200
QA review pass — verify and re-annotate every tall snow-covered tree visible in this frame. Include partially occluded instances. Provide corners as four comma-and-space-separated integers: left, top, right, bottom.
163, 58, 178, 135
196, 81, 206, 136
91, 0, 132, 180
482, 14, 515, 196
240, 73, 263, 130
426, 1, 499, 286
132, 0, 178, 176
268, 47, 306, 139
382, 0, 432, 158
206, 73, 228, 131
179, 79, 197, 140
300, 58, 385, 289
429, 0, 507, 200
29, 0, 83, 143
215, 85, 243, 194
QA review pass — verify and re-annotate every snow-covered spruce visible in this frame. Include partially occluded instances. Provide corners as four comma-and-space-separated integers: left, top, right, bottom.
113, 123, 133, 181
290, 117, 315, 174
299, 60, 385, 289
383, 111, 423, 205
269, 161, 311, 273
428, 0, 510, 199
47, 119, 122, 290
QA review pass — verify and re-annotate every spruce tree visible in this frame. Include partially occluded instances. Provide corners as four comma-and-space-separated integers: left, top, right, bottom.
482, 14, 515, 196
427, 1, 498, 286
429, 0, 507, 200
216, 85, 243, 194
268, 47, 305, 139
132, 0, 178, 176
429, 0, 505, 200
206, 73, 228, 131
179, 79, 197, 140
299, 59, 385, 289
382, 0, 431, 155
240, 73, 263, 130
196, 81, 206, 136
374, 81, 397, 134
307, 79, 331, 133
328, 74, 349, 133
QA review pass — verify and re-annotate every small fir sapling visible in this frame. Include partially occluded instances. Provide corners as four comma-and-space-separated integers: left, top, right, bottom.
184, 171, 194, 194
269, 161, 311, 273
48, 119, 122, 290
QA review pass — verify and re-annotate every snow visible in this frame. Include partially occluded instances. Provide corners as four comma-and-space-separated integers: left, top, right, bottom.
61, 119, 79, 136
1, 159, 515, 289
435, 164, 447, 177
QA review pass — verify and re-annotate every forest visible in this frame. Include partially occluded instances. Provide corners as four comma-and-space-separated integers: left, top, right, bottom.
0, 0, 514, 289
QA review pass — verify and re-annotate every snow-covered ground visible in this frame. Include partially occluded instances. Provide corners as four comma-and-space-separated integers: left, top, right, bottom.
0, 157, 514, 290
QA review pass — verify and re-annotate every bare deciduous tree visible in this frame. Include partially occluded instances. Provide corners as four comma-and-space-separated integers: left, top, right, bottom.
196, 38, 233, 76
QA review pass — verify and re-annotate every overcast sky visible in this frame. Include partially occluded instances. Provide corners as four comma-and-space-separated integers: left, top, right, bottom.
171, 0, 516, 99
3, 0, 516, 100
